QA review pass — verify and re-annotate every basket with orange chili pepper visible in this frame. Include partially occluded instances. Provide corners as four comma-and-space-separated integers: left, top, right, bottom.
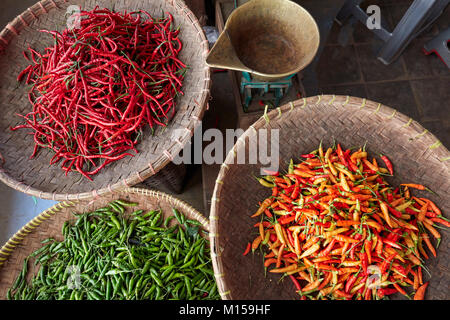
244, 142, 448, 300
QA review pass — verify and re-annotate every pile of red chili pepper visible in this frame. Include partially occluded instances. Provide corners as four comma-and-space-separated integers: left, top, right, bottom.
11, 7, 186, 180
244, 143, 448, 300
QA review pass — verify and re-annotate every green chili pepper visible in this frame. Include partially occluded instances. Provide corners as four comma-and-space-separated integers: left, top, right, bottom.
7, 199, 219, 301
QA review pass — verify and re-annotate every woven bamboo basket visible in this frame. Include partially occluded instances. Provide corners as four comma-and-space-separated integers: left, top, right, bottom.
0, 187, 210, 299
0, 0, 210, 200
140, 162, 188, 194
210, 95, 450, 300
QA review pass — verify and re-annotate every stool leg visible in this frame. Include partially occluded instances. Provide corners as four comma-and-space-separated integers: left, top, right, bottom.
336, 0, 364, 25
377, 0, 441, 65
424, 27, 450, 68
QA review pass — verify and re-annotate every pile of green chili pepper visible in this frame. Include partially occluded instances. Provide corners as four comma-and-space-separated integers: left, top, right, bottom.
7, 200, 219, 300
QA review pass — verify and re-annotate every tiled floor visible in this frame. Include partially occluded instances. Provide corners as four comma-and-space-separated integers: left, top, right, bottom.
316, 0, 450, 148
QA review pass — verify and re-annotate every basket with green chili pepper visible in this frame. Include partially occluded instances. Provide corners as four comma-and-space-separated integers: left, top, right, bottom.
6, 199, 219, 300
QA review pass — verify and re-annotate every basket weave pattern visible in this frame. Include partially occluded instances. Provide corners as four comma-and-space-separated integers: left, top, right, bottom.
0, 0, 210, 200
0, 187, 210, 299
210, 95, 450, 300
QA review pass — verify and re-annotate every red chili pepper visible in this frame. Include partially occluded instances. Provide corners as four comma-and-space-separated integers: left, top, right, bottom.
359, 251, 368, 275
318, 238, 336, 257
380, 253, 397, 274
387, 205, 403, 218
431, 217, 450, 228
286, 231, 296, 249
383, 239, 402, 250
364, 239, 372, 264
392, 264, 407, 277
333, 202, 350, 209
345, 274, 358, 293
375, 236, 384, 257
243, 242, 251, 256
405, 207, 418, 216
315, 221, 331, 228
289, 274, 302, 292
337, 144, 349, 168
277, 201, 292, 212
291, 183, 300, 200
272, 187, 279, 197
263, 169, 279, 176
264, 209, 273, 218
12, 8, 186, 179
378, 287, 397, 298
380, 154, 394, 175
335, 289, 353, 299
364, 287, 372, 300
392, 282, 408, 296
278, 193, 293, 204
386, 192, 394, 203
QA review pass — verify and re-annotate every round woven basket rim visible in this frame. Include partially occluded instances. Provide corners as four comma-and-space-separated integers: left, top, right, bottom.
209, 94, 450, 300
0, 187, 210, 269
0, 0, 211, 201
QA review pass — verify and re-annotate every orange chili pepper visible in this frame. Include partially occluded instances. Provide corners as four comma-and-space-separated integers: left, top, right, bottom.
269, 264, 298, 273
392, 282, 408, 297
417, 237, 429, 260
422, 220, 441, 239
317, 272, 333, 291
246, 142, 447, 300
251, 198, 273, 217
338, 267, 359, 275
301, 279, 321, 292
418, 266, 423, 285
302, 236, 320, 250
413, 282, 429, 300
264, 258, 277, 267
421, 198, 441, 215
400, 183, 426, 190
418, 202, 428, 222
421, 233, 436, 257
252, 236, 262, 252
276, 243, 285, 268
336, 220, 360, 227
334, 235, 359, 244
431, 217, 450, 228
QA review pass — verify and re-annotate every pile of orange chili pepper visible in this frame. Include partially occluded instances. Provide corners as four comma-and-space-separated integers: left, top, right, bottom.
244, 143, 448, 300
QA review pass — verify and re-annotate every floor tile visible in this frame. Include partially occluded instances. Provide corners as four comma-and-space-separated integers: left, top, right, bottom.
317, 45, 362, 85
319, 84, 367, 98
420, 120, 450, 149
325, 22, 353, 46
435, 4, 450, 32
388, 4, 441, 39
0, 183, 57, 246
365, 80, 420, 119
356, 43, 407, 82
411, 78, 450, 121
403, 38, 450, 78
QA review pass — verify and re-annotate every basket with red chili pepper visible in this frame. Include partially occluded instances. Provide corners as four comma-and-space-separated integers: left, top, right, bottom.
245, 142, 448, 300
11, 7, 186, 180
